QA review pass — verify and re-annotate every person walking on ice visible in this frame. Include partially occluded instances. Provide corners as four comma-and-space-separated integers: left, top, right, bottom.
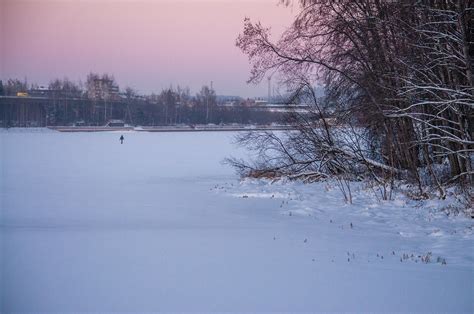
120, 135, 124, 144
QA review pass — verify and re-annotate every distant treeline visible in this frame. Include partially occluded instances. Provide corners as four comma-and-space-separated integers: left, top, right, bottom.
0, 77, 286, 127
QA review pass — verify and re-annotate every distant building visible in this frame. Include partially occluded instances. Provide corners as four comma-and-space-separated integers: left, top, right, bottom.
106, 119, 125, 127
28, 85, 53, 98
254, 99, 268, 106
73, 120, 86, 127
220, 101, 237, 107
87, 78, 119, 101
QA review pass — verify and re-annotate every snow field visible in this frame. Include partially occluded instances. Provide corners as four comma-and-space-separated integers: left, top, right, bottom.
1, 130, 472, 312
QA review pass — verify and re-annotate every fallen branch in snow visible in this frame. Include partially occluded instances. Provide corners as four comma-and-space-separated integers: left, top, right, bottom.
288, 171, 329, 182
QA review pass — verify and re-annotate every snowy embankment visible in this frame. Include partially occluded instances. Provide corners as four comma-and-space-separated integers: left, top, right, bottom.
1, 130, 473, 312
222, 178, 473, 267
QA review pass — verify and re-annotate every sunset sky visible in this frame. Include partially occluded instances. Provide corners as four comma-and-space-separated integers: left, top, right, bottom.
1, 0, 295, 97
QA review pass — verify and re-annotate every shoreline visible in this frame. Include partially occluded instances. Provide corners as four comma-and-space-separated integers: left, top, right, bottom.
4, 125, 296, 133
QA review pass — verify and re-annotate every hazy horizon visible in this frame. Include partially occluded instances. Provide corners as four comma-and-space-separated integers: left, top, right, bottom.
1, 0, 296, 97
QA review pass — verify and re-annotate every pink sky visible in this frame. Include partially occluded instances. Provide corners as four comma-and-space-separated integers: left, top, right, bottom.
1, 0, 295, 96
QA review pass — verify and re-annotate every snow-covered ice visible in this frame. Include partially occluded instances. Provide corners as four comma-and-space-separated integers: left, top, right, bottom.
1, 129, 473, 312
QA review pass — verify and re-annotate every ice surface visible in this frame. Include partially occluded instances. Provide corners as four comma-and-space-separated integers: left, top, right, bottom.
1, 130, 473, 312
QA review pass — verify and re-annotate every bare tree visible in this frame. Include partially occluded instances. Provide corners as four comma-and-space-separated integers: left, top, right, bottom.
234, 0, 473, 201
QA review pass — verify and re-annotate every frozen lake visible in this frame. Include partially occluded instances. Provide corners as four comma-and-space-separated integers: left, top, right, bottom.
1, 129, 473, 312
